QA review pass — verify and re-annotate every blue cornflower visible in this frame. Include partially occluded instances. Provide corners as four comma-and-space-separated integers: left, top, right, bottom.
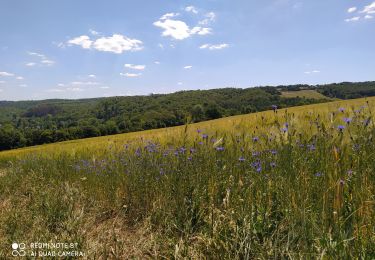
239, 157, 245, 162
343, 117, 352, 124
216, 146, 225, 151
337, 125, 345, 131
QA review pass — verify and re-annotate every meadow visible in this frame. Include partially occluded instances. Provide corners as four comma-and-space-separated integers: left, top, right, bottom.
0, 97, 374, 258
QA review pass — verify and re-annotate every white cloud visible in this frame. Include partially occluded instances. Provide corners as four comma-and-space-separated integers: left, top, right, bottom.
16, 76, 24, 80
361, 1, 375, 14
71, 81, 99, 86
0, 71, 14, 77
345, 16, 360, 22
184, 65, 193, 69
160, 12, 180, 20
68, 35, 93, 49
185, 6, 198, 14
200, 43, 229, 50
89, 29, 100, 35
100, 86, 110, 89
28, 51, 46, 59
66, 87, 84, 92
199, 12, 216, 25
41, 59, 55, 66
154, 19, 192, 40
190, 26, 212, 35
67, 34, 143, 54
347, 7, 357, 13
120, 72, 142, 77
57, 83, 65, 87
124, 64, 146, 70
154, 16, 212, 40
88, 74, 96, 78
304, 70, 320, 74
154, 61, 160, 64
365, 14, 374, 19
178, 82, 183, 85
27, 51, 55, 66
93, 34, 143, 54
19, 84, 27, 88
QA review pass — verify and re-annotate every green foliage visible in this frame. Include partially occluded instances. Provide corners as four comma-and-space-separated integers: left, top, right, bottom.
1, 81, 375, 151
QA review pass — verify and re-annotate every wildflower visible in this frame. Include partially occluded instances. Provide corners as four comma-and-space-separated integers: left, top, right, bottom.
187, 156, 192, 161
272, 105, 278, 111
270, 149, 277, 155
343, 117, 352, 124
339, 179, 345, 185
347, 170, 353, 176
198, 141, 204, 145
256, 166, 262, 172
270, 162, 276, 168
281, 127, 288, 133
339, 107, 345, 112
337, 125, 345, 131
315, 172, 322, 177
202, 134, 208, 139
197, 129, 202, 133
190, 148, 196, 154
180, 147, 187, 154
239, 157, 245, 162
252, 137, 259, 142
307, 144, 316, 151
252, 151, 260, 157
216, 146, 225, 151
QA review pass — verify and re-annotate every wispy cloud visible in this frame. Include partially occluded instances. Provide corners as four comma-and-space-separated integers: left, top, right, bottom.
199, 12, 216, 25
0, 71, 14, 77
184, 65, 193, 69
347, 7, 357, 13
124, 64, 146, 70
345, 16, 360, 22
304, 70, 320, 74
360, 1, 375, 14
26, 51, 55, 66
120, 72, 142, 77
200, 43, 229, 50
185, 6, 198, 14
67, 34, 143, 54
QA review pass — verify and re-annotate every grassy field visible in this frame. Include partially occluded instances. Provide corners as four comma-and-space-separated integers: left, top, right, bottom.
0, 97, 375, 258
281, 89, 332, 100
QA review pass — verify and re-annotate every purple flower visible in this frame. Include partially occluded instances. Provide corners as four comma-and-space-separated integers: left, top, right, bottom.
337, 125, 345, 131
343, 117, 352, 124
339, 107, 345, 112
256, 166, 262, 172
216, 146, 225, 151
315, 172, 322, 177
202, 134, 208, 139
270, 162, 276, 168
197, 129, 202, 133
272, 105, 278, 111
347, 170, 353, 176
270, 150, 277, 155
239, 157, 245, 162
187, 156, 192, 161
281, 127, 288, 133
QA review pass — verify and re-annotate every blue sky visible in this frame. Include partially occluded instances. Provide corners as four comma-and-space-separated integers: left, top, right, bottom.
0, 0, 374, 101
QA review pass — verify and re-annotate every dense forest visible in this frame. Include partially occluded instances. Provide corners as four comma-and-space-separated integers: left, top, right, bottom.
0, 81, 374, 151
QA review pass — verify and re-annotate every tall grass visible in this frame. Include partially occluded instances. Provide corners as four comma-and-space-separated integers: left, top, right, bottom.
0, 99, 374, 258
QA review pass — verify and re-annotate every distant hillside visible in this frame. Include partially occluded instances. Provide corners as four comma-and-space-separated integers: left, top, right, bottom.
0, 81, 374, 151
